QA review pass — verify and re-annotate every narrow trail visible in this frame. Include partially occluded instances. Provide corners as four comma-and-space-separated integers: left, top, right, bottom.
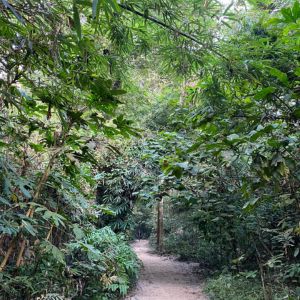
126, 240, 208, 300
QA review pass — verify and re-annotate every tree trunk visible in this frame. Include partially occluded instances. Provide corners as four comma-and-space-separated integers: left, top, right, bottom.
156, 198, 164, 252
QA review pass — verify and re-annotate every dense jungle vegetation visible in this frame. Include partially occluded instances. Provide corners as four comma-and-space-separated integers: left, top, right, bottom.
0, 0, 299, 299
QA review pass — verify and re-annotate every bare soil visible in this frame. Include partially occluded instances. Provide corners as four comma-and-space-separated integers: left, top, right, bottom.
125, 240, 208, 300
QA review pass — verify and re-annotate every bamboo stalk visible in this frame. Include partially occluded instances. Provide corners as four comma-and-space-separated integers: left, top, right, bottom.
0, 239, 16, 272
46, 225, 54, 241
16, 239, 26, 267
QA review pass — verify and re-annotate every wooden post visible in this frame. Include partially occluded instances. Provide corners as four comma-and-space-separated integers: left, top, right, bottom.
156, 198, 164, 252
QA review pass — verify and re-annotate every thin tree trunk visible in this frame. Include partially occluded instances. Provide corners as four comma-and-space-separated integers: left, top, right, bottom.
255, 246, 273, 300
179, 79, 186, 106
157, 198, 164, 252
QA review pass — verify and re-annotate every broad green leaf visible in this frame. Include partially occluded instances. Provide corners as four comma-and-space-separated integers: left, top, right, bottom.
243, 197, 260, 211
187, 142, 201, 152
268, 67, 288, 85
22, 220, 37, 236
293, 107, 300, 119
30, 143, 45, 152
111, 89, 127, 95
19, 185, 32, 199
107, 0, 120, 12
73, 225, 85, 239
281, 7, 294, 22
292, 1, 300, 19
76, 0, 91, 5
254, 87, 276, 100
172, 166, 183, 178
0, 196, 11, 206
295, 67, 300, 77
0, 141, 8, 147
249, 124, 275, 142
43, 210, 66, 227
42, 241, 66, 265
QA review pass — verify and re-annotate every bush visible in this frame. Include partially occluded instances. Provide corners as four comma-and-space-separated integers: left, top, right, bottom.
163, 231, 220, 266
68, 227, 140, 299
0, 227, 139, 300
204, 272, 298, 300
205, 273, 263, 300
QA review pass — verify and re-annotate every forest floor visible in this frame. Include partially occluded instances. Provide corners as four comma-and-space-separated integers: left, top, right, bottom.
125, 240, 208, 300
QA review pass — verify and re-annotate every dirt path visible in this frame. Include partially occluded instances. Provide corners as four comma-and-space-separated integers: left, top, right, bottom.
126, 240, 208, 300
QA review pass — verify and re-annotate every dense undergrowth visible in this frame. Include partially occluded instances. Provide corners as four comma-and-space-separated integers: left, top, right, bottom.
1, 0, 300, 299
0, 226, 139, 299
204, 272, 299, 300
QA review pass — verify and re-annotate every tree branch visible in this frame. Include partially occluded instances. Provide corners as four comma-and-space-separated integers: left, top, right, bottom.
119, 4, 227, 59
119, 4, 205, 46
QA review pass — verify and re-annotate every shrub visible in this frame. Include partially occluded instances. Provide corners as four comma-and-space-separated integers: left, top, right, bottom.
204, 272, 298, 300
0, 227, 139, 300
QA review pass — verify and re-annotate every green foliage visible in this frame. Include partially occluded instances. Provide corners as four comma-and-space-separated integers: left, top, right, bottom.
205, 273, 264, 300
204, 272, 299, 300
95, 153, 144, 233
0, 226, 139, 299
115, 1, 300, 299
0, 0, 146, 298
1, 0, 300, 299
66, 226, 139, 299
